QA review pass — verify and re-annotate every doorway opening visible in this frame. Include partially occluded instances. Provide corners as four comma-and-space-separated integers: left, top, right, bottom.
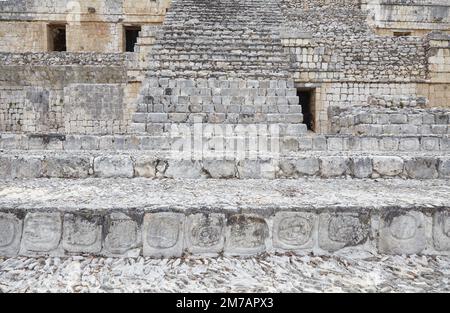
124, 26, 141, 52
47, 24, 67, 52
297, 88, 316, 132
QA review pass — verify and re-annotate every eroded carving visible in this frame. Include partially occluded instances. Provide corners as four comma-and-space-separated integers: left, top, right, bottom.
389, 214, 418, 240
0, 216, 17, 248
22, 213, 62, 252
278, 216, 313, 246
105, 219, 138, 254
146, 216, 180, 249
328, 215, 365, 243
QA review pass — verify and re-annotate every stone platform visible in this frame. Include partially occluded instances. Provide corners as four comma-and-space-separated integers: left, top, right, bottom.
0, 178, 449, 258
1, 150, 449, 179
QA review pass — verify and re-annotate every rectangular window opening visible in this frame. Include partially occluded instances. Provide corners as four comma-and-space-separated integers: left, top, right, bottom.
297, 88, 316, 132
124, 26, 141, 52
48, 24, 67, 52
394, 31, 412, 37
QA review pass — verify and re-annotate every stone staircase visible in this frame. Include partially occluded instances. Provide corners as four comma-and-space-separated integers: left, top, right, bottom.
0, 0, 449, 259
130, 0, 302, 134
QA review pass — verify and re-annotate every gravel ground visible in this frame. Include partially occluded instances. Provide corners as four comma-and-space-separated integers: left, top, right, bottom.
1, 254, 449, 293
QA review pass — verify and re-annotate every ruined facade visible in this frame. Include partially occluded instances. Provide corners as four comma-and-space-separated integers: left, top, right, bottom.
0, 0, 450, 258
0, 0, 448, 136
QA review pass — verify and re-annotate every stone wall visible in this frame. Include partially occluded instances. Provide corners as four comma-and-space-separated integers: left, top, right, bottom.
1, 206, 450, 257
0, 0, 170, 53
0, 52, 136, 134
362, 0, 450, 36
281, 0, 450, 133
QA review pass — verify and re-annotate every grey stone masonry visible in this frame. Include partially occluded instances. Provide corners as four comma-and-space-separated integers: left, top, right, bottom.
329, 105, 450, 136
0, 178, 449, 258
132, 78, 303, 132
1, 151, 450, 180
1, 133, 449, 152
146, 0, 291, 79
133, 0, 302, 133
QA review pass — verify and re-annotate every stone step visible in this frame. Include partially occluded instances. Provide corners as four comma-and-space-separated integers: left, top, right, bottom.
0, 178, 449, 258
1, 133, 448, 152
0, 151, 449, 180
143, 0, 291, 79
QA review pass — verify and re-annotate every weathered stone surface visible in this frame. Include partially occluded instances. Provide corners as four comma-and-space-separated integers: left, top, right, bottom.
318, 213, 369, 252
63, 214, 102, 254
225, 215, 269, 256
373, 156, 404, 177
164, 160, 206, 179
351, 157, 373, 178
0, 213, 22, 257
134, 156, 157, 178
433, 211, 450, 252
0, 155, 45, 179
45, 156, 91, 178
405, 157, 439, 179
94, 156, 134, 178
203, 160, 236, 178
143, 213, 185, 258
273, 212, 316, 250
379, 211, 426, 255
438, 158, 450, 178
237, 160, 277, 179
103, 213, 141, 257
185, 213, 225, 255
21, 213, 62, 255
279, 157, 320, 177
320, 157, 350, 178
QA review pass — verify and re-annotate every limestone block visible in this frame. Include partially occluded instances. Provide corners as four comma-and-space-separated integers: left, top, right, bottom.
273, 212, 316, 251
21, 213, 62, 255
318, 213, 369, 252
185, 213, 225, 256
64, 135, 82, 150
312, 137, 327, 150
351, 157, 373, 178
438, 158, 450, 178
389, 114, 407, 124
143, 213, 185, 258
399, 138, 420, 151
93, 155, 134, 178
81, 136, 99, 150
63, 214, 102, 254
320, 156, 350, 178
373, 156, 404, 177
203, 160, 236, 178
45, 156, 91, 178
421, 137, 440, 151
380, 137, 399, 151
0, 155, 45, 179
0, 213, 22, 257
164, 160, 206, 179
237, 160, 277, 179
134, 156, 158, 178
279, 157, 320, 177
327, 137, 344, 151
281, 138, 299, 153
225, 215, 269, 256
379, 211, 426, 255
103, 213, 141, 257
405, 157, 439, 179
433, 211, 450, 252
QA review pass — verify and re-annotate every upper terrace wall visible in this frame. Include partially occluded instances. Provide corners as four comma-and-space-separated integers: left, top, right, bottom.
0, 52, 136, 134
0, 0, 170, 53
362, 0, 450, 36
282, 0, 450, 133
